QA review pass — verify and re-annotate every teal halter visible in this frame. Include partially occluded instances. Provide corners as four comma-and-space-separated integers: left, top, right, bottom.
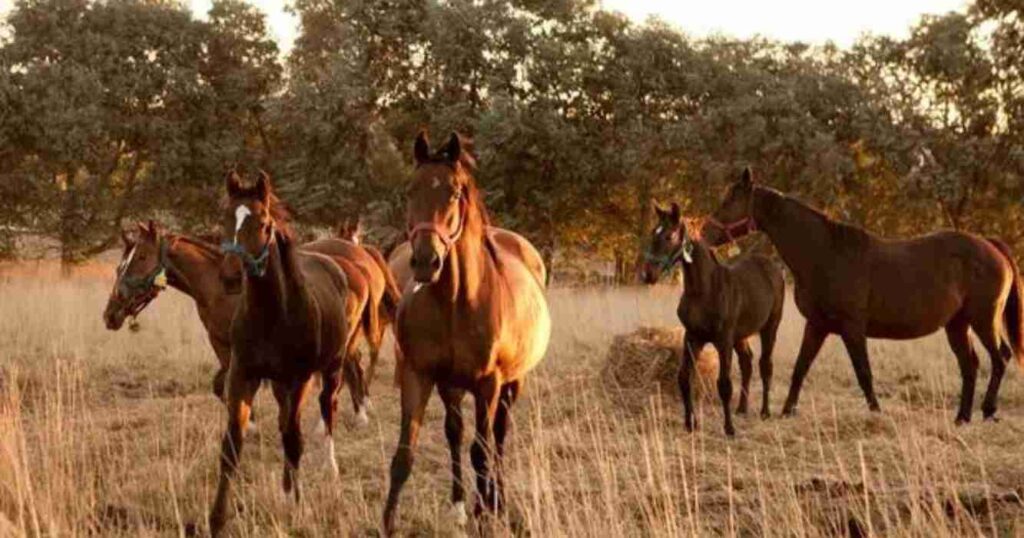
114, 238, 169, 318
220, 230, 274, 277
644, 237, 694, 276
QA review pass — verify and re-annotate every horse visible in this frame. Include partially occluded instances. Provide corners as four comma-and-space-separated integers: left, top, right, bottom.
382, 132, 551, 534
641, 202, 784, 436
208, 170, 357, 536
703, 168, 1024, 424
101, 222, 374, 426
330, 219, 403, 393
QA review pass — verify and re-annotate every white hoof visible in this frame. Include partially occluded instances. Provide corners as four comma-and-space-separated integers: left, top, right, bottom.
315, 418, 327, 435
356, 406, 369, 427
362, 397, 373, 412
451, 501, 468, 527
245, 419, 258, 434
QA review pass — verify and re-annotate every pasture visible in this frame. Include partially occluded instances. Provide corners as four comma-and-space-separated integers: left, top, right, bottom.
2, 268, 1024, 536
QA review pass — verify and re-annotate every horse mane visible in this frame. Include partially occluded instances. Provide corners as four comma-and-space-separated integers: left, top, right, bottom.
170, 233, 225, 261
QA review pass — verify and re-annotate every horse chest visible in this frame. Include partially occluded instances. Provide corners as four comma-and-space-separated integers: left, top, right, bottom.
677, 295, 726, 335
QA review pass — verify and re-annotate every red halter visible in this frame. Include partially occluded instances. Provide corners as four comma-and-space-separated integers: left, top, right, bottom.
705, 215, 757, 244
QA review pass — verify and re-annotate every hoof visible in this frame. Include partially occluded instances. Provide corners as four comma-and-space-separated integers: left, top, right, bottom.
326, 437, 340, 478
245, 419, 258, 435
954, 416, 971, 426
356, 406, 370, 427
782, 406, 797, 417
724, 425, 736, 437
760, 410, 770, 420
984, 415, 1001, 423
868, 403, 881, 413
315, 419, 326, 435
735, 406, 749, 416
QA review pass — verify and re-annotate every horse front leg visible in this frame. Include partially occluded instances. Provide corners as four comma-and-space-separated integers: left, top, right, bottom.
209, 366, 260, 537
493, 379, 522, 511
782, 322, 828, 416
383, 367, 435, 535
679, 333, 703, 432
439, 385, 468, 525
318, 368, 343, 478
714, 338, 736, 437
275, 378, 313, 502
840, 330, 880, 412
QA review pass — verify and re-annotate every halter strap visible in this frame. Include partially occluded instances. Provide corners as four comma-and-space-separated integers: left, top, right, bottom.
220, 223, 275, 277
114, 238, 170, 317
407, 198, 468, 250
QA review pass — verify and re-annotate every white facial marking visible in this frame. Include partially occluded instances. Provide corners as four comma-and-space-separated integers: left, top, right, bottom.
119, 246, 137, 277
682, 240, 694, 264
233, 205, 251, 243
432, 177, 441, 189
412, 283, 425, 294
655, 226, 663, 235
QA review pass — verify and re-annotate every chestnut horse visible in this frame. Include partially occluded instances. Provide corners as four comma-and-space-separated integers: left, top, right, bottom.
208, 171, 356, 536
642, 202, 784, 436
704, 168, 1024, 424
101, 223, 374, 424
382, 133, 551, 534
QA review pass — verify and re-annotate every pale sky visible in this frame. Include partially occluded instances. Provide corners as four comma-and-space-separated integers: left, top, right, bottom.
183, 0, 970, 54
0, 1, 971, 52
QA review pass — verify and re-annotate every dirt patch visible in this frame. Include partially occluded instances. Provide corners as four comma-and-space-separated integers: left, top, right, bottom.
601, 326, 719, 406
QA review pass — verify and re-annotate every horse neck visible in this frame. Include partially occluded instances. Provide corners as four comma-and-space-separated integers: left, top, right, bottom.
681, 241, 717, 299
164, 237, 221, 306
753, 187, 830, 281
243, 232, 305, 319
436, 211, 493, 305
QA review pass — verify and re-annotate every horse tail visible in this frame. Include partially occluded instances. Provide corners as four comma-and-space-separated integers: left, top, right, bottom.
987, 237, 1024, 368
364, 244, 401, 324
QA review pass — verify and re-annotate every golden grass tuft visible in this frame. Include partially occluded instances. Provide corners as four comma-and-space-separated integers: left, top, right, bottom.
601, 326, 719, 404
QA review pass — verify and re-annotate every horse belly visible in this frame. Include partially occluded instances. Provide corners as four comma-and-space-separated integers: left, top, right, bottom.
866, 291, 961, 340
495, 280, 552, 381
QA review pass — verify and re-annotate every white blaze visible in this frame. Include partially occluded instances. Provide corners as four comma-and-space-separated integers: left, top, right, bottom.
233, 205, 251, 243
119, 246, 137, 277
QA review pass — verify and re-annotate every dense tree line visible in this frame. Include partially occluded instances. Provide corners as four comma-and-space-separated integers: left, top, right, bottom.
1, 0, 1022, 280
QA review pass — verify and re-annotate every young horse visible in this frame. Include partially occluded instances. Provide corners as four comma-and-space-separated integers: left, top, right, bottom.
208, 171, 356, 536
101, 222, 372, 425
704, 168, 1024, 424
642, 203, 784, 436
382, 132, 551, 534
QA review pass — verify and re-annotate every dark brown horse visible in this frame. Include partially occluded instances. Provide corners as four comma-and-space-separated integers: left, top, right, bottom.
208, 171, 356, 536
703, 168, 1024, 424
382, 133, 551, 534
642, 202, 784, 436
101, 222, 373, 425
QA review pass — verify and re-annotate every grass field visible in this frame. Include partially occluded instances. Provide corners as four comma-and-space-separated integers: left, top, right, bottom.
2, 271, 1024, 537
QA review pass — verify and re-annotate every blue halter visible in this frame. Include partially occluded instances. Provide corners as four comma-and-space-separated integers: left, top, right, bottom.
221, 231, 274, 278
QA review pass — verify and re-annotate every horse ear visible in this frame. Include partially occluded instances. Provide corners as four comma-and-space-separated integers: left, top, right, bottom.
136, 221, 150, 238
146, 219, 159, 237
669, 202, 681, 222
741, 167, 754, 187
443, 132, 461, 163
256, 170, 272, 204
414, 130, 430, 164
225, 169, 244, 198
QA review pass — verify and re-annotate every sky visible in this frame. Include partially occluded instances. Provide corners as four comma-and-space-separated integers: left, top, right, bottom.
181, 0, 970, 54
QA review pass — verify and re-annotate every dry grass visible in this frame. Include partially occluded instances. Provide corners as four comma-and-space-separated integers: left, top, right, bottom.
2, 274, 1024, 537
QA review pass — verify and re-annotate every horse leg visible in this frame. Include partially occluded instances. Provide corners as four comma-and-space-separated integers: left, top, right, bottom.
363, 300, 384, 398
978, 327, 1007, 421
275, 378, 313, 501
782, 323, 828, 416
945, 318, 978, 424
715, 338, 736, 437
758, 323, 778, 419
494, 379, 522, 511
471, 374, 502, 515
318, 368, 343, 478
439, 385, 468, 525
209, 367, 260, 537
342, 352, 369, 427
680, 333, 703, 432
382, 368, 435, 535
839, 331, 880, 412
734, 339, 754, 416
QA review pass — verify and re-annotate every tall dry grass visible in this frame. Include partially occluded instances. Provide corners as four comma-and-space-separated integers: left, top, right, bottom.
1, 274, 1023, 536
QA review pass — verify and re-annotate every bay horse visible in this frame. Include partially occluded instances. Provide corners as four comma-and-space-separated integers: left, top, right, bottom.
101, 223, 374, 425
208, 171, 356, 536
703, 168, 1024, 424
642, 202, 784, 436
382, 132, 551, 534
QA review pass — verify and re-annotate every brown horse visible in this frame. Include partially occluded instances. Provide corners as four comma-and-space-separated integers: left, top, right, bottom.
703, 168, 1024, 424
101, 222, 372, 425
642, 202, 784, 436
382, 132, 551, 534
208, 171, 356, 536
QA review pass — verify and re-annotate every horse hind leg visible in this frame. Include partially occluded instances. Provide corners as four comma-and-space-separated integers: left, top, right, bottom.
209, 368, 260, 537
318, 369, 343, 478
679, 333, 703, 432
945, 317, 979, 425
839, 330, 881, 412
714, 338, 736, 437
973, 319, 1008, 421
734, 339, 754, 416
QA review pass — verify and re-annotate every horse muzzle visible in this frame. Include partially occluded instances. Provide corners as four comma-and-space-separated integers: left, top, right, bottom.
103, 302, 126, 330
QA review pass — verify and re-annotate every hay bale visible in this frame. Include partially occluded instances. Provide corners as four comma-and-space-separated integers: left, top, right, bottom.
601, 326, 719, 400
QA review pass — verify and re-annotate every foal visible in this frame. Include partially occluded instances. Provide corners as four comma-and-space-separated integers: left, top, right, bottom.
209, 171, 355, 536
382, 132, 551, 534
642, 202, 784, 436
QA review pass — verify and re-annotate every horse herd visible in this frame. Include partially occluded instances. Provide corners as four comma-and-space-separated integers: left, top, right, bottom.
101, 132, 1024, 535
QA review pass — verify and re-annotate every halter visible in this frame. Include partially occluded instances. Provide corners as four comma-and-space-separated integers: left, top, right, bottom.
220, 223, 275, 277
407, 197, 468, 253
706, 195, 757, 244
644, 232, 694, 276
113, 238, 169, 317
